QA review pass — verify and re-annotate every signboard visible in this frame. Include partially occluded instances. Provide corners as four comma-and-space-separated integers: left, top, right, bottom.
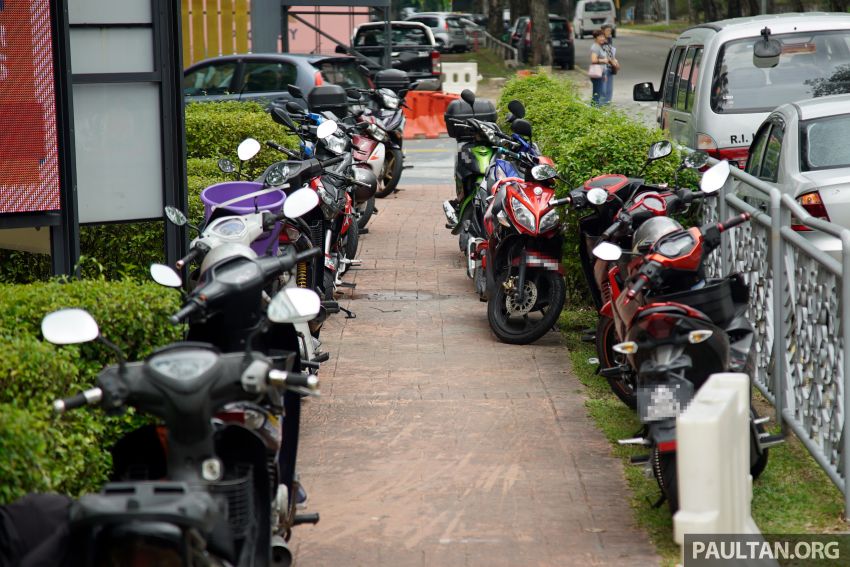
0, 0, 61, 214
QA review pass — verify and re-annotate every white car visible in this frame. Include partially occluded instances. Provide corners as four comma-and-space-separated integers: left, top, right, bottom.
744, 93, 850, 257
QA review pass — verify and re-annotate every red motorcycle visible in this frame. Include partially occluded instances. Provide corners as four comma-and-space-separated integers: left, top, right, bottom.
477, 158, 568, 344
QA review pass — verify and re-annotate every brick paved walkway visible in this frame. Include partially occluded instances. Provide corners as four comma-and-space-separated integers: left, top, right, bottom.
291, 143, 659, 566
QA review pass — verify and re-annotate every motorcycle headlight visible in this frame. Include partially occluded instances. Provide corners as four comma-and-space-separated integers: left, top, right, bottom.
366, 122, 388, 142
379, 88, 399, 110
510, 197, 536, 232
538, 209, 560, 232
323, 133, 347, 155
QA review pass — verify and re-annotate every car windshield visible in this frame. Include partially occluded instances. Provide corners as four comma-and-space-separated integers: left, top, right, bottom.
801, 113, 850, 171
586, 1, 613, 11
712, 31, 850, 114
447, 17, 462, 29
355, 27, 429, 47
550, 20, 569, 40
315, 60, 370, 89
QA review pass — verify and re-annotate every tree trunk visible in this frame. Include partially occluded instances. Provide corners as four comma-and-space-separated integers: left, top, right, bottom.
510, 0, 531, 22
486, 0, 503, 37
559, 0, 573, 19
530, 0, 551, 66
472, 0, 485, 13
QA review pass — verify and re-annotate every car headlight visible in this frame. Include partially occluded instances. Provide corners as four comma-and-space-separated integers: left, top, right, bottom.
366, 122, 388, 142
510, 197, 536, 232
538, 209, 560, 232
323, 133, 347, 155
379, 88, 399, 110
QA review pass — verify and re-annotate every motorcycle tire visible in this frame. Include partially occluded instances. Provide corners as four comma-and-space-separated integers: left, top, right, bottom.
321, 268, 335, 300
487, 268, 566, 345
651, 447, 678, 514
457, 206, 474, 253
355, 196, 375, 230
375, 147, 403, 198
596, 315, 637, 409
344, 219, 359, 261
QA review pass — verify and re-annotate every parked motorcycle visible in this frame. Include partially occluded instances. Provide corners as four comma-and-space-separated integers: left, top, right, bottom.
41, 263, 322, 566
591, 161, 780, 513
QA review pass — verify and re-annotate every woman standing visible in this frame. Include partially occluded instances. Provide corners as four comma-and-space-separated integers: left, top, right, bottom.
589, 30, 611, 106
601, 24, 618, 104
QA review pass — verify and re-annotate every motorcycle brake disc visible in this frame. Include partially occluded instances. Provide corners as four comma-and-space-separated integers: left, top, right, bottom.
505, 280, 538, 316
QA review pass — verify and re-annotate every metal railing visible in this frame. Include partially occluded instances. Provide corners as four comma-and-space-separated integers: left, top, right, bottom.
702, 160, 850, 518
481, 30, 518, 66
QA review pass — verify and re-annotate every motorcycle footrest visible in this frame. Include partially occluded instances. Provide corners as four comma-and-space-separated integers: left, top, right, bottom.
360, 228, 369, 235
758, 433, 785, 449
340, 258, 362, 266
311, 352, 330, 364
293, 512, 320, 526
629, 454, 650, 465
618, 437, 649, 446
581, 333, 596, 343
599, 365, 630, 378
321, 300, 340, 314
446, 222, 457, 229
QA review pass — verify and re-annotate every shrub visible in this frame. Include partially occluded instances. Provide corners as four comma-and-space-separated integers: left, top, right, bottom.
497, 73, 699, 301
0, 280, 182, 503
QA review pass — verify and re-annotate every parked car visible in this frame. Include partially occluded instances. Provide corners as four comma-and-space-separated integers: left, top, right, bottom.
573, 0, 616, 39
348, 21, 442, 90
456, 17, 484, 49
183, 53, 372, 105
742, 93, 850, 258
634, 14, 850, 168
509, 14, 574, 70
405, 12, 469, 52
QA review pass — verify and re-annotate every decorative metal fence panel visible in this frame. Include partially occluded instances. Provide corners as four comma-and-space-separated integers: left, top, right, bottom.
701, 161, 850, 517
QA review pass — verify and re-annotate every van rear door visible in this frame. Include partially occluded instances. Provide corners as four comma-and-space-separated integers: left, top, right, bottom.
659, 45, 703, 149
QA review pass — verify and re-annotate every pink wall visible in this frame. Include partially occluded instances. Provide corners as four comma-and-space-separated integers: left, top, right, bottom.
282, 8, 369, 55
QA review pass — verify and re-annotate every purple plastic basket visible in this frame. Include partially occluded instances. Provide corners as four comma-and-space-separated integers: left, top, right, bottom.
200, 181, 286, 256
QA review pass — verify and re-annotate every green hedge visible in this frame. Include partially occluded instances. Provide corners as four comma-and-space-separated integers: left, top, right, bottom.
497, 74, 699, 301
0, 280, 182, 503
0, 102, 298, 284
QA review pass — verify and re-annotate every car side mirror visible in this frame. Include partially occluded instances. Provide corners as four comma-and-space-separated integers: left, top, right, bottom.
633, 82, 660, 102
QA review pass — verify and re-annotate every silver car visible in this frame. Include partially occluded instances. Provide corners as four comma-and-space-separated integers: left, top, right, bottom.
405, 12, 469, 52
743, 93, 850, 257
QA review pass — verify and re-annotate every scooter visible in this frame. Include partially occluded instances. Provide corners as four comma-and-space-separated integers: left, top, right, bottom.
42, 254, 322, 566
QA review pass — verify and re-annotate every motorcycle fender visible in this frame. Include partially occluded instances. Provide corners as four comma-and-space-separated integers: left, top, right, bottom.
647, 420, 678, 453
368, 143, 386, 175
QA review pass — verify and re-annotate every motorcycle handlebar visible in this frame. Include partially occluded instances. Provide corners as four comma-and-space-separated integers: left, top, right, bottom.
321, 155, 346, 168
176, 245, 206, 270
626, 274, 650, 300
718, 212, 751, 233
266, 140, 299, 159
268, 369, 320, 391
53, 387, 103, 414
169, 299, 203, 325
600, 218, 625, 241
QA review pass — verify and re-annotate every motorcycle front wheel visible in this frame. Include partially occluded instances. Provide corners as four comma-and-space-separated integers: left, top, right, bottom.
596, 315, 637, 409
355, 196, 375, 230
375, 147, 403, 198
487, 268, 566, 344
344, 219, 359, 262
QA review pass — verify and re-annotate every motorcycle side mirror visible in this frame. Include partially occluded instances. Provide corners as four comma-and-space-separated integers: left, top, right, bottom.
285, 101, 303, 115
346, 88, 362, 100
398, 88, 409, 98
268, 287, 321, 324
271, 105, 299, 133
700, 160, 731, 194
150, 263, 182, 288
531, 164, 558, 181
218, 158, 236, 174
237, 138, 261, 161
507, 99, 526, 119
646, 140, 673, 161
586, 187, 608, 206
283, 187, 320, 219
460, 88, 476, 106
592, 242, 623, 261
511, 119, 533, 138
41, 308, 100, 345
682, 151, 709, 169
287, 84, 305, 100
316, 120, 338, 140
164, 206, 188, 226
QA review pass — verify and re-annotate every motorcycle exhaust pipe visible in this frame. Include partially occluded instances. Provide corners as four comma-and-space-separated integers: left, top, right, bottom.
442, 200, 459, 227
271, 535, 293, 567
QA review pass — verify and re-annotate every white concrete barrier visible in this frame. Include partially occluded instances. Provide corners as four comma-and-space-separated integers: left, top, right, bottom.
441, 62, 479, 94
674, 373, 764, 565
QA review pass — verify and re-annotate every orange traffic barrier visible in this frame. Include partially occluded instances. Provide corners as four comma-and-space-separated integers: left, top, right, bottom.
402, 90, 460, 139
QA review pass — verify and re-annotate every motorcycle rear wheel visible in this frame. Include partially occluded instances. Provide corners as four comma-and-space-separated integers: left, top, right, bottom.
375, 147, 403, 198
344, 219, 359, 261
487, 268, 566, 344
355, 196, 375, 230
596, 315, 637, 409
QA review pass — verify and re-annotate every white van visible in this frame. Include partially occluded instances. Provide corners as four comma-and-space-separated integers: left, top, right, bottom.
633, 13, 850, 167
573, 0, 616, 38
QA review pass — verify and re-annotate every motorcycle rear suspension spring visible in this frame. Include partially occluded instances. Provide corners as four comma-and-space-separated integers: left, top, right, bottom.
297, 262, 308, 288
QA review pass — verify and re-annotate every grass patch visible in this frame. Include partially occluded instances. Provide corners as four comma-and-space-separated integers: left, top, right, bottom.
621, 21, 691, 35
558, 308, 848, 566
443, 49, 514, 79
